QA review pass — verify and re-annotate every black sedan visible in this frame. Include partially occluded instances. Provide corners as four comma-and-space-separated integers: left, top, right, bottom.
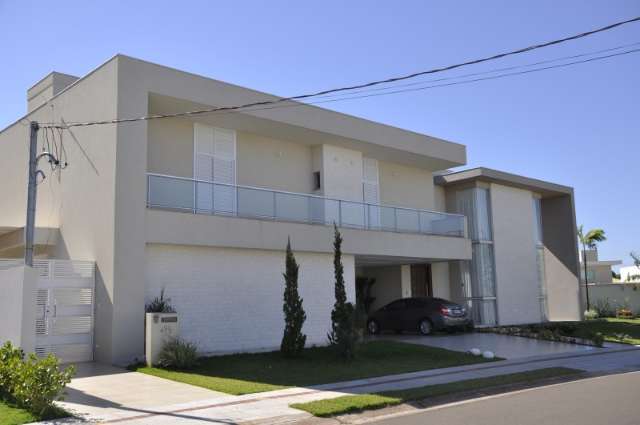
366, 297, 473, 335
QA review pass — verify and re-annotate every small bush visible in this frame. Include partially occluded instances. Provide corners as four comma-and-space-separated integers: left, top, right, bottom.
0, 342, 24, 399
146, 288, 176, 313
593, 298, 614, 318
584, 309, 599, 320
0, 342, 74, 418
157, 338, 198, 369
592, 332, 605, 347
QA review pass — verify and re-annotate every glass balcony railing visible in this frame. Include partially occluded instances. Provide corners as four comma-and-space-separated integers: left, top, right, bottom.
147, 173, 467, 238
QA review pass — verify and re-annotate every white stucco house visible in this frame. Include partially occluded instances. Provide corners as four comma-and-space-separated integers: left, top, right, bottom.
0, 55, 582, 365
620, 265, 640, 282
579, 249, 622, 284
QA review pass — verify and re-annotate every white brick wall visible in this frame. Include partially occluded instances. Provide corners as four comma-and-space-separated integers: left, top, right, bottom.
145, 244, 355, 355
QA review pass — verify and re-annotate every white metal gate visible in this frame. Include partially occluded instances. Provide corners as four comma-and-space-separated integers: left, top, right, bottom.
0, 259, 95, 364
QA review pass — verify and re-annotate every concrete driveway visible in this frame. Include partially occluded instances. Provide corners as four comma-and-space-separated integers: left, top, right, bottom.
375, 332, 604, 359
58, 362, 231, 422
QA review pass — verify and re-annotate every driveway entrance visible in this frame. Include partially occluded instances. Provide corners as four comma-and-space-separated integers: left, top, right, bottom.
376, 332, 602, 359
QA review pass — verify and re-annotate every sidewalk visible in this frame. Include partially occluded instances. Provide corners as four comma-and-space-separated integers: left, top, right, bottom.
50, 344, 640, 425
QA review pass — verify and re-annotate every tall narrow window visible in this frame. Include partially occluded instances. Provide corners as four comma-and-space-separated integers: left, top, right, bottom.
362, 157, 380, 229
533, 196, 548, 320
455, 187, 497, 326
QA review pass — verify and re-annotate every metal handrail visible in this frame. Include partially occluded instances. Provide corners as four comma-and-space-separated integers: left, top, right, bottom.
146, 173, 467, 237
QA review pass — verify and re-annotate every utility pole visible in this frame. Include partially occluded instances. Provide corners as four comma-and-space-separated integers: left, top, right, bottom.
583, 246, 591, 311
24, 121, 59, 267
24, 121, 40, 267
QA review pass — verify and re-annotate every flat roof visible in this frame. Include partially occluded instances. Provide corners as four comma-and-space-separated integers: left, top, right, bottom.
435, 167, 573, 197
4, 54, 467, 170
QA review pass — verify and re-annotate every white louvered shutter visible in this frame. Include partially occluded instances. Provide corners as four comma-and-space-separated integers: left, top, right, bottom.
193, 123, 236, 213
212, 128, 236, 214
362, 157, 380, 228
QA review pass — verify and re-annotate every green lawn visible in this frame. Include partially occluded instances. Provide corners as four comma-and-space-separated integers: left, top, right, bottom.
291, 367, 582, 417
133, 340, 499, 395
577, 318, 640, 345
0, 400, 68, 425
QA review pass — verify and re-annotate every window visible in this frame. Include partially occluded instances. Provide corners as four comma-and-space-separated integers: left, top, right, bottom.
313, 171, 321, 191
385, 300, 406, 311
406, 298, 426, 309
455, 187, 497, 326
532, 195, 548, 321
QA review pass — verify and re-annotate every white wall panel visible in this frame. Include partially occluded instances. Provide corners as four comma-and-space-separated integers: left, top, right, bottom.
145, 244, 355, 354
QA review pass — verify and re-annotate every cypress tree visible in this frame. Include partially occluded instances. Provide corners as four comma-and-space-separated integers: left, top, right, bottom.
328, 224, 358, 360
280, 238, 307, 357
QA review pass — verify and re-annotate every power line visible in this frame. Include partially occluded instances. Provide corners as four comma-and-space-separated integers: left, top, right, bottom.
288, 48, 640, 107
110, 47, 638, 118
41, 15, 640, 129
304, 41, 640, 101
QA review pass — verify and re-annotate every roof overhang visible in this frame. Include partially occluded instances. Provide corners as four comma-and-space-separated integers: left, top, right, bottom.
148, 91, 466, 170
585, 260, 623, 267
435, 167, 573, 198
0, 227, 59, 254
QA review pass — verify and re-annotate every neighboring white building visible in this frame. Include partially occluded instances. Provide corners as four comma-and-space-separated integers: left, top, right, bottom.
0, 55, 582, 365
620, 265, 640, 282
579, 249, 622, 284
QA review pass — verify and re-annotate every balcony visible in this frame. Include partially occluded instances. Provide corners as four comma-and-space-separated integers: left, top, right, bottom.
146, 173, 466, 238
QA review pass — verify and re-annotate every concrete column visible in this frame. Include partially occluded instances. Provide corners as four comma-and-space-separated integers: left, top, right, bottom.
400, 265, 412, 298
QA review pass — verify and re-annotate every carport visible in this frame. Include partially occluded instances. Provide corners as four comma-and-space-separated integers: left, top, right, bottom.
355, 255, 466, 315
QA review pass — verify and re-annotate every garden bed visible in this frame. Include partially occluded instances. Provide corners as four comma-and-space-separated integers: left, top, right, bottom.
478, 322, 604, 347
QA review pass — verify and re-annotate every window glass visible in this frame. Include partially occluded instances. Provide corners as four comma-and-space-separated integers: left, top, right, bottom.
471, 243, 496, 298
406, 298, 426, 308
455, 188, 492, 241
473, 188, 492, 241
532, 197, 543, 245
386, 300, 406, 311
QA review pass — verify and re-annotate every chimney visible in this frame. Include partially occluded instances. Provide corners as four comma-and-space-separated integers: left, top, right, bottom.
27, 72, 79, 112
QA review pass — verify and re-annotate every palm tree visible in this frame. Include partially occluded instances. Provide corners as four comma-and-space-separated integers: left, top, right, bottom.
578, 225, 607, 311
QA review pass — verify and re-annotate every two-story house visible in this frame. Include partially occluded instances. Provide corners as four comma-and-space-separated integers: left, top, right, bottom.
0, 55, 581, 365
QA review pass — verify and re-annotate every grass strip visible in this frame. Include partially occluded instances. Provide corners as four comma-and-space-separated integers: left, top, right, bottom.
133, 340, 498, 395
290, 367, 582, 417
0, 400, 69, 425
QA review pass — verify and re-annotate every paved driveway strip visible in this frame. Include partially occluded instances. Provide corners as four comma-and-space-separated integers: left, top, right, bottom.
374, 333, 619, 359
52, 344, 640, 425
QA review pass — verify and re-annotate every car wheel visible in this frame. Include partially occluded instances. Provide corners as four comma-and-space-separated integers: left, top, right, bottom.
367, 319, 380, 335
418, 319, 433, 336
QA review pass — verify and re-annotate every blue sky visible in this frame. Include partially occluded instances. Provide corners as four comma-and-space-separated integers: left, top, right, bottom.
1, 1, 638, 267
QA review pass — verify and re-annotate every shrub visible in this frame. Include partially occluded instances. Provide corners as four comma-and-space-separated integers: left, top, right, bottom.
12, 354, 75, 417
584, 309, 599, 320
0, 342, 24, 399
145, 288, 176, 313
593, 298, 614, 318
0, 342, 74, 418
157, 338, 198, 369
592, 332, 604, 347
280, 238, 307, 358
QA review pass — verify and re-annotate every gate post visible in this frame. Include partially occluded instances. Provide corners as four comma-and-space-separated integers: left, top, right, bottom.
0, 266, 37, 354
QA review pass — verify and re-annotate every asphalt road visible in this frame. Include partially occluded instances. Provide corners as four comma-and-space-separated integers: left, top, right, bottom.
371, 371, 640, 425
